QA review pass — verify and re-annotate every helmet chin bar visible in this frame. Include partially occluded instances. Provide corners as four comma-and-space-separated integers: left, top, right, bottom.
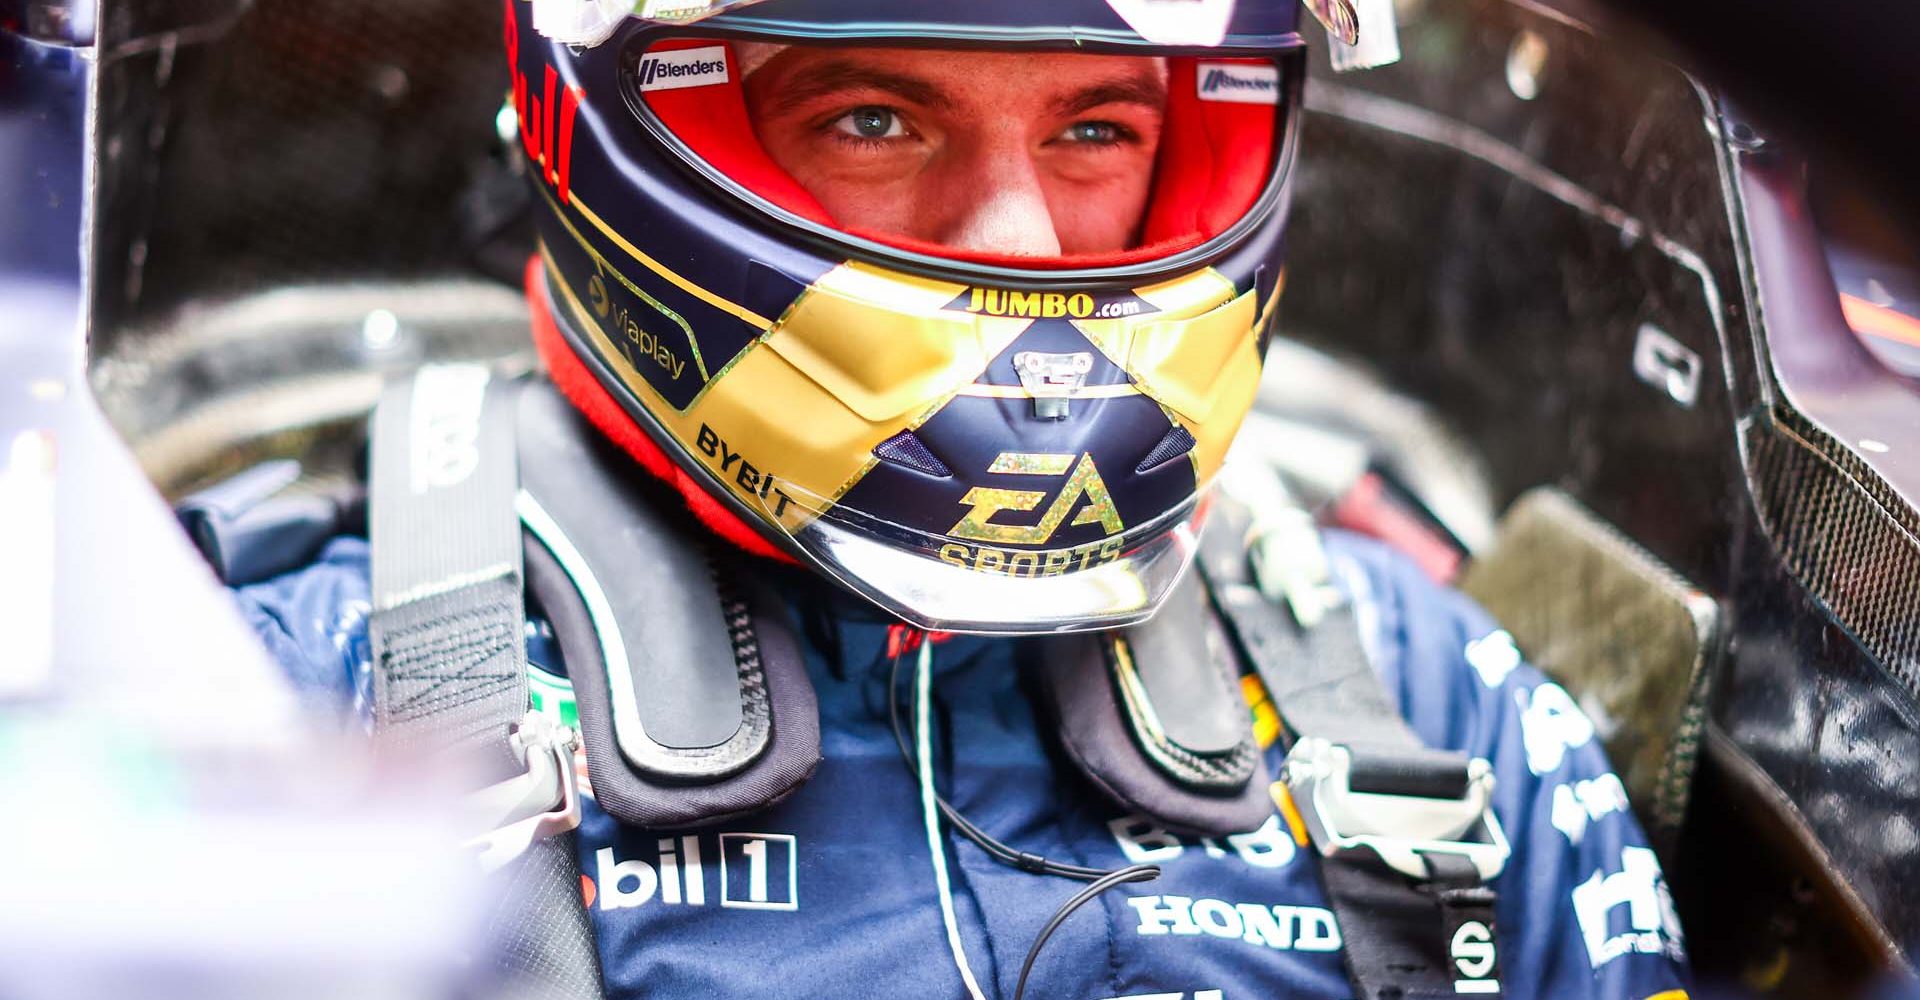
757, 484, 1211, 635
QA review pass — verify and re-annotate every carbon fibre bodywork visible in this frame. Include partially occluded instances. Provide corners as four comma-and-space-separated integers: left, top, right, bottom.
1273, 0, 1920, 988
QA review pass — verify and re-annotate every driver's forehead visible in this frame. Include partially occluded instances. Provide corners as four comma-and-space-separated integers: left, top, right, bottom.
747, 46, 1169, 115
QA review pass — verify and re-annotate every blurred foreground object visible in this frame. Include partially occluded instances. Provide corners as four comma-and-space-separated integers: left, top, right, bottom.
0, 7, 505, 998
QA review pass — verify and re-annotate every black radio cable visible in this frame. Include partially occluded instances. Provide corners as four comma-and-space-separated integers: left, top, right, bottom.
887, 639, 1161, 1000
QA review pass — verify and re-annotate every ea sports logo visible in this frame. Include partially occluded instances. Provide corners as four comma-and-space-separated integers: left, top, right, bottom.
950, 453, 1125, 546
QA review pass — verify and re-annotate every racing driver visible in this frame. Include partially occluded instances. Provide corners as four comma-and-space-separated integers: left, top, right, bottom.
216, 1, 1693, 997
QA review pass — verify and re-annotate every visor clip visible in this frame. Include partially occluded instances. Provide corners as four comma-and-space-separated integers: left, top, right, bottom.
1013, 351, 1094, 421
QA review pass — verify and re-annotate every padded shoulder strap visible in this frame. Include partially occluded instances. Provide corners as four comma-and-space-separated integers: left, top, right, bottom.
369, 362, 528, 776
1038, 567, 1273, 837
516, 381, 819, 828
368, 365, 605, 1000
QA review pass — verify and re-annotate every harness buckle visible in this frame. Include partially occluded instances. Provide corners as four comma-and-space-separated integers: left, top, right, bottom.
465, 711, 583, 873
1282, 737, 1510, 882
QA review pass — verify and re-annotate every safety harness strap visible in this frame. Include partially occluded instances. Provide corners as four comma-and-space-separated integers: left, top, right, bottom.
369, 363, 528, 774
1314, 847, 1504, 999
369, 364, 605, 1000
1197, 502, 1507, 1000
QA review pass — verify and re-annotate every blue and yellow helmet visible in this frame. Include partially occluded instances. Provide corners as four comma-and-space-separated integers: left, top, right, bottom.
510, 0, 1304, 632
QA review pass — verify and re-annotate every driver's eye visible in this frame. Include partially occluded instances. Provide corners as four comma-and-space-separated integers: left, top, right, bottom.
1058, 121, 1128, 146
832, 106, 905, 140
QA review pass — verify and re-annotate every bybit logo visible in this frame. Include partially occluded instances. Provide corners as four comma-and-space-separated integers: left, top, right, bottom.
950, 453, 1124, 546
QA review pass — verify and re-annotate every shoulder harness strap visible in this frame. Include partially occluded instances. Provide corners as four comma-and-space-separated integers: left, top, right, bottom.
515, 381, 820, 829
1198, 496, 1509, 1000
369, 363, 529, 771
368, 363, 605, 1000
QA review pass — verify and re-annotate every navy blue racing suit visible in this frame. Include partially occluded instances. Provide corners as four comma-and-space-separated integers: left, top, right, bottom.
234, 523, 1690, 1000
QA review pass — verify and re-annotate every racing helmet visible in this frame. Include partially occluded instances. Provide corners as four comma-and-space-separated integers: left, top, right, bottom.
509, 0, 1303, 633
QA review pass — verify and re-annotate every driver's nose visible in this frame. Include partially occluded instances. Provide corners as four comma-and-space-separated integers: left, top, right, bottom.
936, 143, 1062, 257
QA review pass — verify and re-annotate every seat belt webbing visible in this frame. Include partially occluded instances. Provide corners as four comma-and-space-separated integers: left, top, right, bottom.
369, 364, 604, 1000
1198, 511, 1505, 1000
369, 364, 529, 775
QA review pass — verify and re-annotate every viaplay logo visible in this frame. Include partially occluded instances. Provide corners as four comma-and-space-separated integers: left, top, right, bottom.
1196, 62, 1280, 105
636, 45, 730, 92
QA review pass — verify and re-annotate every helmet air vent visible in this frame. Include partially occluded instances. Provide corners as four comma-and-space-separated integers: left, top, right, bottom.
1135, 424, 1198, 473
873, 431, 954, 478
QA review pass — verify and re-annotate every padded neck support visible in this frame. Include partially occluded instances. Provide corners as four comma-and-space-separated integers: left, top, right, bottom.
518, 379, 820, 827
640, 38, 1278, 269
1037, 568, 1273, 836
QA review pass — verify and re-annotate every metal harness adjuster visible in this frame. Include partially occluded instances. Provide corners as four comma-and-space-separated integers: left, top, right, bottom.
465, 711, 583, 872
1281, 737, 1511, 882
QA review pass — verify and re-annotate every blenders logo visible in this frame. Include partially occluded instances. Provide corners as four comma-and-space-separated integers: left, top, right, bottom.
1196, 62, 1280, 105
636, 45, 731, 92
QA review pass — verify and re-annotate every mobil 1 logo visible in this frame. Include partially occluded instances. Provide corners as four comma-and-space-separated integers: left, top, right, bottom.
594, 831, 799, 913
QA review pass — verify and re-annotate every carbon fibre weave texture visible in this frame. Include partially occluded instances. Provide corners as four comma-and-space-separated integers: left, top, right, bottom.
1748, 408, 1920, 699
102, 0, 515, 343
873, 430, 954, 478
1458, 487, 1716, 844
1135, 424, 1199, 474
1103, 634, 1263, 791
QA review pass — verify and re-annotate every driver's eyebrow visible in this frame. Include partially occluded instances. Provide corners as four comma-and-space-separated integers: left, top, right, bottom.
768, 61, 952, 115
1049, 75, 1168, 119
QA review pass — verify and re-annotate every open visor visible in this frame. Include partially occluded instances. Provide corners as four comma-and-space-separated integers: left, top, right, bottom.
627, 37, 1289, 271
751, 477, 1214, 634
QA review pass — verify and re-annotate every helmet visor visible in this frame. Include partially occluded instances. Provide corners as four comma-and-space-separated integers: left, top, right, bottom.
629, 37, 1289, 270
